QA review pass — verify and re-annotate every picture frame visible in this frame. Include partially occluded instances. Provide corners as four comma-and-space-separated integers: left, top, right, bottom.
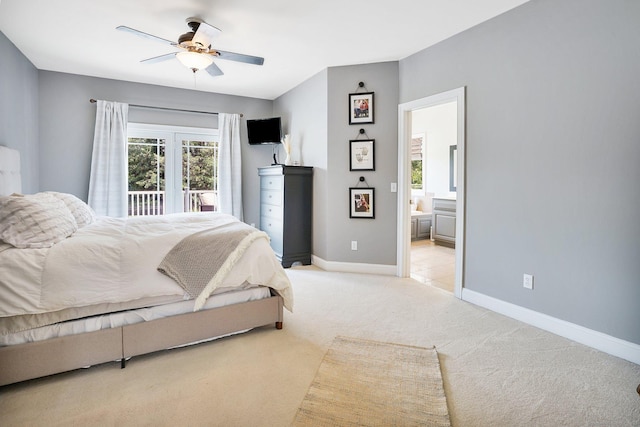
349, 187, 375, 218
349, 139, 375, 171
349, 92, 374, 124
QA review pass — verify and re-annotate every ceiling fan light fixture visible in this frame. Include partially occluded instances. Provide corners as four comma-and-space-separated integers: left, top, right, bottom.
176, 51, 213, 72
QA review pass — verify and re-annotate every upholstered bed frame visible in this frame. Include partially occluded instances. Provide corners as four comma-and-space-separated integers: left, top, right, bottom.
0, 146, 284, 386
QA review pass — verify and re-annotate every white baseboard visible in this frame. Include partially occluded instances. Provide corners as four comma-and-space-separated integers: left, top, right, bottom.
462, 288, 640, 366
311, 255, 396, 276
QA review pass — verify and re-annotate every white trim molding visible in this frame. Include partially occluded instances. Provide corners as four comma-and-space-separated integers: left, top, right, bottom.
462, 288, 640, 366
311, 255, 397, 276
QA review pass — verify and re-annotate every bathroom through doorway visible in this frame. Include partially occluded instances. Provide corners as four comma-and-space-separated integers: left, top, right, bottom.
397, 87, 465, 298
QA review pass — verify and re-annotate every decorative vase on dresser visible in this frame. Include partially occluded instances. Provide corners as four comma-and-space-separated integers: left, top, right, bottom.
258, 165, 313, 268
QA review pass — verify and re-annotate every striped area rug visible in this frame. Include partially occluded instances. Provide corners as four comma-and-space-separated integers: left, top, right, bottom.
292, 336, 451, 426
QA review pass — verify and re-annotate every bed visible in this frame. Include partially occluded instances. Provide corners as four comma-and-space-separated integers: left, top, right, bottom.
0, 146, 292, 386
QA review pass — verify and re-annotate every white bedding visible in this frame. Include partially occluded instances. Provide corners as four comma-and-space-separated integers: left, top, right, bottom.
0, 212, 293, 319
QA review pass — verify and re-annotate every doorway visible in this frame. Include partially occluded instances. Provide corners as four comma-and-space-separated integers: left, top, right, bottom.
397, 87, 465, 298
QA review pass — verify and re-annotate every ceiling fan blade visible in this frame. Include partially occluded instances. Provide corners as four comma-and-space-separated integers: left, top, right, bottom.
191, 19, 222, 48
215, 50, 264, 66
140, 52, 177, 63
205, 62, 224, 77
116, 25, 176, 46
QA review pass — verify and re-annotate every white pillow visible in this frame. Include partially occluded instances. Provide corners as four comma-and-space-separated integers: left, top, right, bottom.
45, 191, 96, 228
0, 193, 78, 249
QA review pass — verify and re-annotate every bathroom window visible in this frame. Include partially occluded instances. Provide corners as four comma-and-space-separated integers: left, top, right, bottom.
411, 134, 424, 190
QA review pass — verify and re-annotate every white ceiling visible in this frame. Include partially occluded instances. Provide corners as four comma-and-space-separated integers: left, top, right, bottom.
0, 0, 529, 100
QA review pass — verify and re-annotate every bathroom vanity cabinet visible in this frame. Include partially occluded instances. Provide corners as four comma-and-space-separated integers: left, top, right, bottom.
432, 197, 456, 247
411, 214, 431, 240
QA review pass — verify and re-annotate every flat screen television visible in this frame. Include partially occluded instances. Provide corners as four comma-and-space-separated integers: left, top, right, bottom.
247, 117, 282, 145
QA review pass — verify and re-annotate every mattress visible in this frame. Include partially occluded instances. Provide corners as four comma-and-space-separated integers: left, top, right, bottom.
0, 286, 271, 347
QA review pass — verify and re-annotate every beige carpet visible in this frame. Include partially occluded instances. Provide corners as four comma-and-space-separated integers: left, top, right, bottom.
1, 266, 639, 426
292, 336, 451, 426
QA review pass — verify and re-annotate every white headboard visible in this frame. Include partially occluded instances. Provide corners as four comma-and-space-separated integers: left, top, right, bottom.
0, 146, 22, 196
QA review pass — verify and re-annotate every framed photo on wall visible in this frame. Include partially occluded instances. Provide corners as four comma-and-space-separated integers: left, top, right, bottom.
349, 139, 375, 171
349, 187, 375, 218
349, 92, 374, 124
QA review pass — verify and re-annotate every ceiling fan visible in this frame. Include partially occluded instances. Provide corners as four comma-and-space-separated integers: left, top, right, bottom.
116, 17, 264, 76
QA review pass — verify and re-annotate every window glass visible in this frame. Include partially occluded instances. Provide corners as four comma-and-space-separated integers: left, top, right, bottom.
181, 138, 218, 213
127, 138, 166, 216
127, 124, 218, 216
411, 135, 424, 190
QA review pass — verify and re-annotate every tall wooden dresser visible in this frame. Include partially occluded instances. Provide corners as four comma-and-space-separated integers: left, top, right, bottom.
258, 165, 313, 267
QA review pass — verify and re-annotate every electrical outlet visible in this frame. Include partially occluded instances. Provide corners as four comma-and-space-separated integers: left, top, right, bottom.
523, 274, 534, 290
351, 241, 358, 251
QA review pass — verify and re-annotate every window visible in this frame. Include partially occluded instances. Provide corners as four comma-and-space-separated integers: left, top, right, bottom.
411, 134, 425, 190
127, 124, 219, 216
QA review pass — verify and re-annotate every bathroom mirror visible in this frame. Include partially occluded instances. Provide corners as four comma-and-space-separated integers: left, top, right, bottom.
449, 145, 457, 192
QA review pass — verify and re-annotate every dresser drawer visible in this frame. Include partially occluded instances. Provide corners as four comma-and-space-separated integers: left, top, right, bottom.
261, 203, 283, 220
260, 189, 282, 206
260, 176, 283, 191
260, 216, 283, 253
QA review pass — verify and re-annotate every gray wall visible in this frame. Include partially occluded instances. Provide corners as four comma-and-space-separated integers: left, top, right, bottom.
37, 71, 273, 226
326, 63, 399, 265
274, 69, 329, 259
0, 32, 39, 193
400, 0, 640, 344
275, 62, 399, 265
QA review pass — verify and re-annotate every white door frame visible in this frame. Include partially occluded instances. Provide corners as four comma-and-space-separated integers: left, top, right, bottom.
397, 87, 466, 299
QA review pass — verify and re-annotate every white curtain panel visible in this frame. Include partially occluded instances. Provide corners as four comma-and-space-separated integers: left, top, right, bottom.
217, 113, 243, 220
87, 100, 129, 217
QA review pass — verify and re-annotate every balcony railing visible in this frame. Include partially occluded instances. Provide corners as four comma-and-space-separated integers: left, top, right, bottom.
128, 190, 217, 216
